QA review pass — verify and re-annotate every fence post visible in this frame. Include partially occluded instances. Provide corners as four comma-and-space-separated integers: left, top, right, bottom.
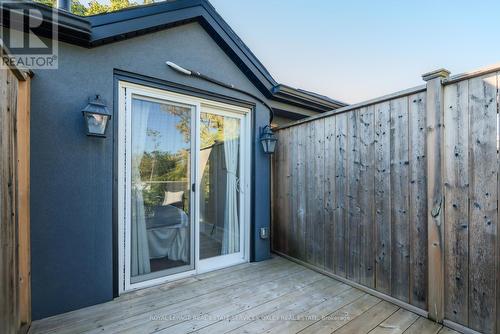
423, 68, 450, 322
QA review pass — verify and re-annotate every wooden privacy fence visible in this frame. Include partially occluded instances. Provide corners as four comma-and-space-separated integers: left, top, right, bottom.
0, 55, 31, 334
272, 65, 500, 334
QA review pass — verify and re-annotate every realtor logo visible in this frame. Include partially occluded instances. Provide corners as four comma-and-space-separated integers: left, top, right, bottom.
0, 1, 58, 69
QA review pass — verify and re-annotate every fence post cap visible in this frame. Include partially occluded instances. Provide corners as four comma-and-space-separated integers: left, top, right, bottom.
422, 68, 451, 82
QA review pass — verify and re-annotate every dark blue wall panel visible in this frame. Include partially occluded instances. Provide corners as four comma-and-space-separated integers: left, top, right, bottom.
30, 22, 270, 320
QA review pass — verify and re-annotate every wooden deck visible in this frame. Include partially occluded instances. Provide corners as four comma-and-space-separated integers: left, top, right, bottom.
29, 256, 459, 334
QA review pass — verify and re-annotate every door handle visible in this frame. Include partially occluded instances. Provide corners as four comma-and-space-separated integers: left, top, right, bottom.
192, 183, 196, 193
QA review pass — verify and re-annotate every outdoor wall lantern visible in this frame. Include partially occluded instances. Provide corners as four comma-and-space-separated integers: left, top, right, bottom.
82, 95, 111, 137
260, 125, 277, 154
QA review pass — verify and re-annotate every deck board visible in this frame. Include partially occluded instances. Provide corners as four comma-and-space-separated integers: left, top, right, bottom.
29, 256, 450, 334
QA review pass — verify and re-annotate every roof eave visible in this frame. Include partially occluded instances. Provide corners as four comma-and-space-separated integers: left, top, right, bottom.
1, 1, 91, 46
272, 84, 348, 112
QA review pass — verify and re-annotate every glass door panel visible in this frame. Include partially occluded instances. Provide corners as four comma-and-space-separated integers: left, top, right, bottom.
129, 96, 194, 284
199, 111, 242, 261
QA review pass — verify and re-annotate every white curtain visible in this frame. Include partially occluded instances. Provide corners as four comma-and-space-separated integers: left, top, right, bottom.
222, 117, 240, 254
131, 99, 151, 276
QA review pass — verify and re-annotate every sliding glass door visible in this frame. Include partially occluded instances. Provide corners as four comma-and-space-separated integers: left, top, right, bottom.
118, 82, 249, 293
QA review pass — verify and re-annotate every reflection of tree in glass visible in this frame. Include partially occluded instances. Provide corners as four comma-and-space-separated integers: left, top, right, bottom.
201, 114, 225, 149
199, 114, 228, 213
162, 104, 225, 148
161, 104, 192, 143
138, 106, 230, 211
146, 128, 161, 182
140, 149, 189, 209
140, 105, 194, 210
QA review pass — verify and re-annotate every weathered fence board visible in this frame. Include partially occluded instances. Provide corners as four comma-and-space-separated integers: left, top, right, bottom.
288, 126, 298, 259
358, 106, 375, 288
272, 64, 500, 334
282, 127, 290, 255
324, 117, 336, 271
334, 113, 348, 277
296, 125, 307, 261
16, 78, 30, 329
408, 92, 427, 310
374, 101, 391, 295
443, 80, 469, 326
389, 97, 410, 303
467, 73, 497, 334
271, 126, 282, 252
309, 120, 325, 268
347, 110, 361, 282
304, 123, 314, 264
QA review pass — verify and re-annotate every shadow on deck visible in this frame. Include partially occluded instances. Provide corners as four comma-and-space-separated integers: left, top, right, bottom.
29, 256, 458, 334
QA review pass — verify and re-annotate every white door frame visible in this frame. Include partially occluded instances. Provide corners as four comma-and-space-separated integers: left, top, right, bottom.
117, 81, 251, 294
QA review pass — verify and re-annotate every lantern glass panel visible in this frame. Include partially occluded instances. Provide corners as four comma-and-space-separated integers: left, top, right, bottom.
85, 112, 109, 136
266, 138, 276, 153
260, 139, 268, 153
260, 126, 277, 154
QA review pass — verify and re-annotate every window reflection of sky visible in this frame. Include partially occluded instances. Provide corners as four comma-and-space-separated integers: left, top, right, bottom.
131, 98, 242, 154
132, 98, 191, 154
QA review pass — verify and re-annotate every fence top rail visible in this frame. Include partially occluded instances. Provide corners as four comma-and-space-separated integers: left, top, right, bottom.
444, 62, 500, 85
276, 84, 426, 130
276, 61, 500, 131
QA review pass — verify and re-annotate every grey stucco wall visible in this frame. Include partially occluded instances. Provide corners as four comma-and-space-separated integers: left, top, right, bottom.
29, 22, 272, 320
